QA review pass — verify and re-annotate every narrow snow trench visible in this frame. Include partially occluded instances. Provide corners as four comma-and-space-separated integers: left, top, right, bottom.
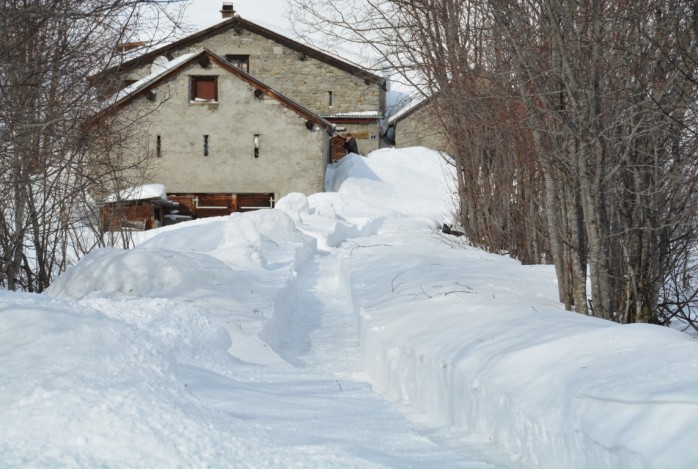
275, 249, 529, 469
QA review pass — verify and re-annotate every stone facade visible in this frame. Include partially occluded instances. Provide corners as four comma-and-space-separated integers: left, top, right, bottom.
126, 30, 381, 115
117, 58, 329, 200
392, 101, 451, 154
117, 18, 385, 155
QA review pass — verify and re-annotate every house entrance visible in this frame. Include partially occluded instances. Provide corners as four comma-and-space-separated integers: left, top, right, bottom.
331, 135, 348, 162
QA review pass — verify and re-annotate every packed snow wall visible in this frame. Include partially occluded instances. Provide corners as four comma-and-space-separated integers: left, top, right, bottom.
345, 236, 698, 469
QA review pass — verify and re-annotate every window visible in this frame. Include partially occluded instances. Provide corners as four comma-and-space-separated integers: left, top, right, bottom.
327, 90, 333, 107
225, 55, 249, 72
203, 135, 209, 156
190, 76, 218, 102
156, 135, 161, 158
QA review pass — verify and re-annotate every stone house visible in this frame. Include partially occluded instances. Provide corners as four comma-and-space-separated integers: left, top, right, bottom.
100, 48, 334, 224
100, 3, 387, 161
387, 94, 451, 154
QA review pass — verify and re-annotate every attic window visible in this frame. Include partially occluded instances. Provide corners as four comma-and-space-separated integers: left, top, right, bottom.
190, 76, 218, 102
225, 54, 249, 72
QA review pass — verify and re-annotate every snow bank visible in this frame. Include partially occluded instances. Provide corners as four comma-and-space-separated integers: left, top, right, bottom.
5, 146, 698, 467
49, 209, 316, 301
46, 246, 244, 300
344, 235, 698, 468
326, 149, 457, 225
316, 150, 698, 468
276, 191, 385, 251
217, 209, 316, 270
0, 290, 242, 466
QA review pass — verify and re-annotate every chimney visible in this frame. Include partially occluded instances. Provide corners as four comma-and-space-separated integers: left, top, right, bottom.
221, 3, 235, 19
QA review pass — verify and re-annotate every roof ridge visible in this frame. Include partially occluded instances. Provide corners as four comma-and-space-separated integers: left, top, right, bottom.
93, 15, 385, 88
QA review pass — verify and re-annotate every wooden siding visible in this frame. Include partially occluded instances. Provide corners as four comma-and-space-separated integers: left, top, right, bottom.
168, 192, 274, 218
100, 193, 275, 232
101, 203, 157, 231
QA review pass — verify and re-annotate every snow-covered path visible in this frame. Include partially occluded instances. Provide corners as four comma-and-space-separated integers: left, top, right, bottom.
0, 166, 520, 467
3, 149, 698, 467
261, 244, 524, 468
0, 253, 516, 467
286, 251, 363, 376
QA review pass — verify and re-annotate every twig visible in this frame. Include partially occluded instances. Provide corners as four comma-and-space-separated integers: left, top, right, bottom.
419, 285, 432, 298
443, 290, 474, 296
349, 243, 393, 255
391, 272, 404, 292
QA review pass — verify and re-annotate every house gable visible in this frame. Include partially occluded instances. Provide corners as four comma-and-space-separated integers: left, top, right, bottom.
110, 49, 332, 198
389, 93, 432, 126
106, 49, 334, 134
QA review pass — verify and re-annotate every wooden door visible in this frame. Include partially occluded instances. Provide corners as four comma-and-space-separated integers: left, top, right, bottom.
331, 136, 347, 162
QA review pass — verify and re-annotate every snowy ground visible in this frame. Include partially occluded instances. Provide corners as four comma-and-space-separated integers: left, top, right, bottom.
2, 148, 697, 468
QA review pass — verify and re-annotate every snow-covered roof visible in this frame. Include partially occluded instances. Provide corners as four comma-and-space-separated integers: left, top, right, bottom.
108, 52, 198, 106
322, 111, 383, 119
103, 183, 168, 203
185, 1, 369, 69
388, 92, 431, 124
94, 14, 384, 88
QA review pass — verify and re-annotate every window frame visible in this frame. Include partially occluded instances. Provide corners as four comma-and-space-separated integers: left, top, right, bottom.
224, 54, 250, 73
190, 75, 218, 102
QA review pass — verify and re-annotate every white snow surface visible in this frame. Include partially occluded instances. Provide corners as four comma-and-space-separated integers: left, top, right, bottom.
2, 147, 697, 468
103, 183, 169, 203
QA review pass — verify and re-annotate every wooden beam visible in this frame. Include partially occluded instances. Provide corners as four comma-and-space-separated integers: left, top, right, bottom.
197, 55, 211, 69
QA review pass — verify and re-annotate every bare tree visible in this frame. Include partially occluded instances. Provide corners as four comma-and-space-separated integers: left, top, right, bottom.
290, 0, 550, 264
291, 0, 698, 328
490, 0, 698, 322
0, 0, 186, 292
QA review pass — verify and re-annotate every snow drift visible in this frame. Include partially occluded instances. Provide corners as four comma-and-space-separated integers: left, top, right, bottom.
1, 148, 697, 468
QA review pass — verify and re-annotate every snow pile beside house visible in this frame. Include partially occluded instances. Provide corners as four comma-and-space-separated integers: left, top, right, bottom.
320, 151, 698, 468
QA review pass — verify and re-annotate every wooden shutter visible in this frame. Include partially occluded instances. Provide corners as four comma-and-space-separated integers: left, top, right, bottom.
192, 77, 217, 101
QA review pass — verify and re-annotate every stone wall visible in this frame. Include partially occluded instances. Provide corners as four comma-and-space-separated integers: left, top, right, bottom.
119, 60, 328, 199
394, 104, 451, 154
126, 28, 383, 118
